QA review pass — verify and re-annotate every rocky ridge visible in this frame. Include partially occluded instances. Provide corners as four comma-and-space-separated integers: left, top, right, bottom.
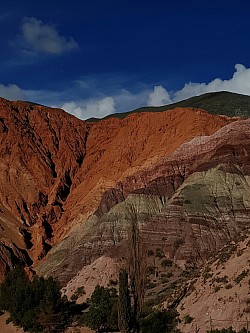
0, 98, 89, 279
37, 118, 250, 286
0, 96, 237, 282
0, 92, 250, 332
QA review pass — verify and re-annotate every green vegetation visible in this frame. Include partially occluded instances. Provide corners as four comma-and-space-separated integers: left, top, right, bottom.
173, 238, 185, 251
139, 308, 179, 333
118, 270, 132, 333
0, 267, 76, 332
70, 286, 85, 301
147, 249, 154, 257
214, 275, 229, 284
83, 285, 118, 333
234, 269, 249, 284
87, 91, 250, 122
213, 285, 221, 293
161, 259, 173, 268
183, 314, 193, 324
155, 248, 165, 259
207, 328, 248, 333
146, 265, 156, 275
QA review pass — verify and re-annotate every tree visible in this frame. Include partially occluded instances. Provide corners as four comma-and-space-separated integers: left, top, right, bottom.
126, 203, 147, 332
0, 266, 29, 324
36, 305, 66, 333
118, 269, 132, 333
0, 267, 74, 332
84, 285, 118, 333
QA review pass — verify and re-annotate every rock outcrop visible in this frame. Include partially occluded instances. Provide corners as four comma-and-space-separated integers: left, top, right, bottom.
37, 118, 250, 285
0, 95, 249, 291
0, 98, 89, 279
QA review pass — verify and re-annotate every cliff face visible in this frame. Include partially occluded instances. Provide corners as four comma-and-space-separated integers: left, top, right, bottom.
0, 96, 249, 288
0, 98, 89, 279
37, 118, 250, 285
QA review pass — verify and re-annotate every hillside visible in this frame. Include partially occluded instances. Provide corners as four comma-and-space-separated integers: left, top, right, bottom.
0, 92, 250, 329
177, 231, 250, 333
88, 91, 250, 121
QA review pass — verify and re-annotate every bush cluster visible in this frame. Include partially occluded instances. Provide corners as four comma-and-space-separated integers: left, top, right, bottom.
0, 267, 75, 333
207, 328, 248, 333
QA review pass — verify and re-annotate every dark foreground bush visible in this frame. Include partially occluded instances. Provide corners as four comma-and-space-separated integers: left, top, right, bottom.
139, 309, 179, 333
0, 267, 77, 332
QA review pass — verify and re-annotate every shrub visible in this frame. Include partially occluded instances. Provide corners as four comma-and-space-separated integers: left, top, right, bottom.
215, 275, 229, 284
173, 238, 185, 251
234, 270, 249, 284
161, 259, 173, 268
140, 309, 178, 333
213, 285, 221, 293
207, 328, 248, 333
225, 283, 233, 289
155, 248, 165, 259
147, 249, 154, 257
183, 314, 193, 324
108, 279, 118, 286
146, 266, 156, 275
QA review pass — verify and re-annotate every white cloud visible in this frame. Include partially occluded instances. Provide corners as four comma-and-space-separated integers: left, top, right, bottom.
0, 83, 27, 100
21, 17, 78, 54
173, 63, 250, 102
146, 64, 250, 106
114, 88, 151, 112
147, 85, 172, 106
61, 97, 115, 120
1, 64, 250, 119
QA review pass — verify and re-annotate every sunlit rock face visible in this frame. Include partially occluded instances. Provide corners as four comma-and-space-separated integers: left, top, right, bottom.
1, 96, 249, 287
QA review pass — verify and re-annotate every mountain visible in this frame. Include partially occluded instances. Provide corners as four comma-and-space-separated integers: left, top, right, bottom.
0, 92, 250, 326
0, 98, 89, 279
88, 91, 250, 122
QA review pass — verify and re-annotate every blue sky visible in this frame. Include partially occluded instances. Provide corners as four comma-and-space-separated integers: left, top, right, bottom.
1, 0, 250, 119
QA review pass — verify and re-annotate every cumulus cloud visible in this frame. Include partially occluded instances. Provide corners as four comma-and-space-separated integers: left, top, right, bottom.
147, 85, 172, 106
1, 64, 250, 119
113, 88, 151, 113
61, 97, 115, 120
21, 17, 78, 54
0, 83, 27, 100
146, 64, 250, 106
173, 63, 250, 102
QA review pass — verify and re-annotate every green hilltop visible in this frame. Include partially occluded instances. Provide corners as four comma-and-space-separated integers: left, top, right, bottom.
87, 91, 250, 122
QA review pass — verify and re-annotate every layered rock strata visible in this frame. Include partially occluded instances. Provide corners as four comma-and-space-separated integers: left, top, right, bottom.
0, 96, 249, 287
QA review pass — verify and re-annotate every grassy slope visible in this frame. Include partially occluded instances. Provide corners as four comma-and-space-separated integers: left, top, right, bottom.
87, 91, 250, 122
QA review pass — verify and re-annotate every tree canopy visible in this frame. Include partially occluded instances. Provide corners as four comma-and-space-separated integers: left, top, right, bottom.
0, 267, 74, 333
84, 285, 118, 333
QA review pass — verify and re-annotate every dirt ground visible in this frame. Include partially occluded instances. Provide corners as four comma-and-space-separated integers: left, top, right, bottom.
0, 313, 24, 333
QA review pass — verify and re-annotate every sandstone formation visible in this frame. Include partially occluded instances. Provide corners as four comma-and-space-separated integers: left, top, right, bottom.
38, 118, 250, 286
0, 94, 249, 299
0, 98, 89, 280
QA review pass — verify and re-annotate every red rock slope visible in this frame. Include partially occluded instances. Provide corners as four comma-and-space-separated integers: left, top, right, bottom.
0, 97, 235, 280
